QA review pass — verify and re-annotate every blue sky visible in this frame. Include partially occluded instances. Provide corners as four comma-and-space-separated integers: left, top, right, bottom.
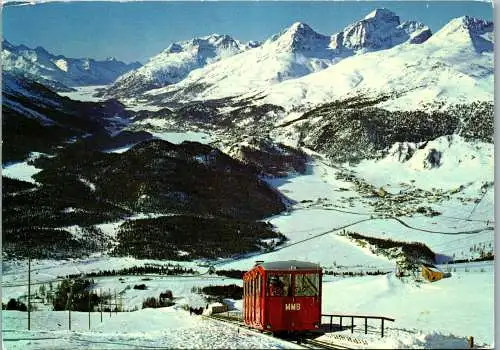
3, 1, 493, 63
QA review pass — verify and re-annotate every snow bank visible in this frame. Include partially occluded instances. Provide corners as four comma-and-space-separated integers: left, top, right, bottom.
2, 308, 300, 349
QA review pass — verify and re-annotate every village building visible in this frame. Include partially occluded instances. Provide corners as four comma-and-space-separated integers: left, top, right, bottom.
421, 263, 445, 282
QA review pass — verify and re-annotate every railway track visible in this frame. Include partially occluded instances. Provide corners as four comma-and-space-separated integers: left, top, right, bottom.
206, 313, 353, 349
301, 338, 351, 349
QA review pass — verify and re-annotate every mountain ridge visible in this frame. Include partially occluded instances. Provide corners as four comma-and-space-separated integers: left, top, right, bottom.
103, 33, 257, 99
2, 39, 141, 91
139, 8, 432, 105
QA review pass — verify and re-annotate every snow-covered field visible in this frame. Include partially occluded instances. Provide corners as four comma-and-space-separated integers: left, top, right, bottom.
2, 307, 301, 349
2, 264, 494, 348
151, 131, 212, 145
1, 152, 49, 183
1, 162, 41, 184
58, 86, 107, 102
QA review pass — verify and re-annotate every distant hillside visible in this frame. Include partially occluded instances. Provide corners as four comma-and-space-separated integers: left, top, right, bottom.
3, 139, 287, 259
282, 100, 493, 163
112, 215, 286, 260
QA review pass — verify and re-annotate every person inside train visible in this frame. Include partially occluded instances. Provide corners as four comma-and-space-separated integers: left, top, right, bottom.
269, 276, 284, 296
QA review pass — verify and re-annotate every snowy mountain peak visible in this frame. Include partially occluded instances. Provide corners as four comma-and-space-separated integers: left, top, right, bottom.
437, 16, 493, 37
194, 34, 238, 49
288, 21, 314, 34
2, 41, 141, 91
430, 16, 493, 53
331, 8, 430, 52
106, 33, 253, 98
458, 16, 493, 34
162, 34, 241, 55
272, 21, 330, 53
137, 10, 436, 103
363, 8, 398, 22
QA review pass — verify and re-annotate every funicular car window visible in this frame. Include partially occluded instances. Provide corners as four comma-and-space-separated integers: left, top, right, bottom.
294, 273, 319, 296
268, 274, 292, 296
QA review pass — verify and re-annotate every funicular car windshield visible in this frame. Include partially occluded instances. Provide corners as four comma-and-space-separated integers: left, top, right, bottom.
294, 273, 320, 296
267, 273, 320, 297
267, 274, 292, 296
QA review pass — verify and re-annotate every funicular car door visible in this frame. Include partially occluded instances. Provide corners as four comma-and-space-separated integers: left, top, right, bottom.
293, 272, 321, 329
266, 273, 293, 331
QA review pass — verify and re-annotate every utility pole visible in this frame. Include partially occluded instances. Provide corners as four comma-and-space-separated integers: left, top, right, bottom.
100, 288, 103, 323
114, 290, 117, 315
118, 294, 123, 313
68, 282, 73, 331
28, 255, 31, 331
88, 291, 91, 330
109, 288, 111, 318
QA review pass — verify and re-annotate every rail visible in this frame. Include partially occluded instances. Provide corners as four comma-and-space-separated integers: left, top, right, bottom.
321, 313, 395, 338
206, 314, 351, 350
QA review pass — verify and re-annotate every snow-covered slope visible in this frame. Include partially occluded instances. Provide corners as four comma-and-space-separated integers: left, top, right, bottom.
105, 34, 258, 98
144, 9, 429, 104
2, 40, 141, 91
258, 15, 493, 112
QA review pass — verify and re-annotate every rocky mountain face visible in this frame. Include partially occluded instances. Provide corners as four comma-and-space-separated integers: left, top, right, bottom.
2, 40, 141, 91
330, 8, 431, 53
103, 34, 257, 99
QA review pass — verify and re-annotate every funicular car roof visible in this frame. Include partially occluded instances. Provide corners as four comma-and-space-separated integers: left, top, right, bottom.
258, 260, 321, 271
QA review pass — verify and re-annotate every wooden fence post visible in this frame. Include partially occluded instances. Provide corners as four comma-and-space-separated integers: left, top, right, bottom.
381, 318, 385, 338
365, 317, 368, 334
351, 317, 354, 333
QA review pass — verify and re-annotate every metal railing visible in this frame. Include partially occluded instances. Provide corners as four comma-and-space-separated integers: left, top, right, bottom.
321, 313, 395, 337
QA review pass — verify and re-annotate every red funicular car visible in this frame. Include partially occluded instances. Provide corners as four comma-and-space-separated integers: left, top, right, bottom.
243, 260, 322, 333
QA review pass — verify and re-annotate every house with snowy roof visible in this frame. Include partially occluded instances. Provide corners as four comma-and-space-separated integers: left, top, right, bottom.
421, 263, 445, 282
